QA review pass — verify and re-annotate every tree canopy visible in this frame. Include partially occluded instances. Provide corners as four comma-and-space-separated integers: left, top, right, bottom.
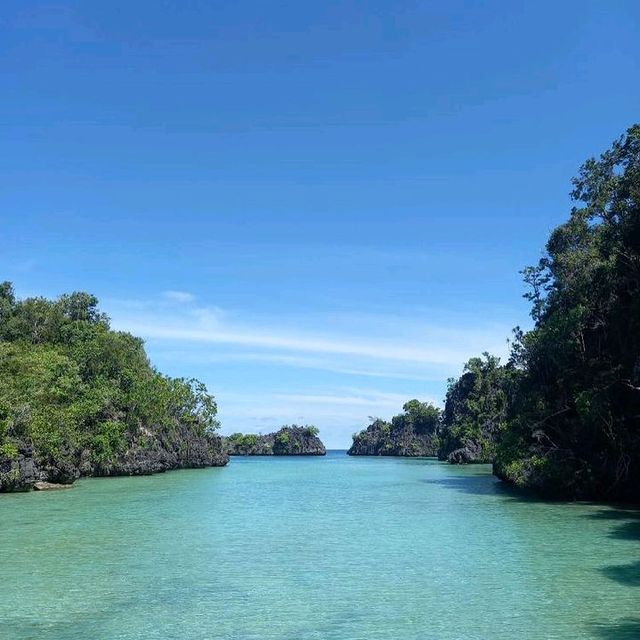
439, 353, 514, 463
0, 285, 220, 477
351, 125, 640, 500
493, 124, 640, 499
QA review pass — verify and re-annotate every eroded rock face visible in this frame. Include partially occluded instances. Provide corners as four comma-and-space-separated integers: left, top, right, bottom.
0, 428, 229, 492
438, 431, 497, 465
446, 441, 484, 464
347, 419, 438, 457
225, 426, 326, 456
92, 427, 229, 477
0, 447, 38, 492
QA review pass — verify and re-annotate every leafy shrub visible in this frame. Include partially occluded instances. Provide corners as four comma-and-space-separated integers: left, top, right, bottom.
0, 442, 18, 460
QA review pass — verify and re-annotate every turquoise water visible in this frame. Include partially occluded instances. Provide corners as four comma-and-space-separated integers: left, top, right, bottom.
1, 452, 638, 640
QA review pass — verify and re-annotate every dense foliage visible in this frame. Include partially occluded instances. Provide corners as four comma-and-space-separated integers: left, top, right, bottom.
438, 353, 513, 463
393, 399, 441, 435
348, 400, 441, 456
0, 285, 221, 487
494, 124, 640, 500
226, 433, 260, 454
352, 125, 640, 500
225, 425, 325, 456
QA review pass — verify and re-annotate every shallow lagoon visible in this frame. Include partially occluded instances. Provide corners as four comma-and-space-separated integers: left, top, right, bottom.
1, 451, 638, 639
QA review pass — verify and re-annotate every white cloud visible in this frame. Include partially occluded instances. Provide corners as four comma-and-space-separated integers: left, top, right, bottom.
162, 290, 196, 303
107, 297, 514, 447
272, 391, 414, 407
145, 350, 446, 382
115, 314, 509, 368
214, 388, 439, 447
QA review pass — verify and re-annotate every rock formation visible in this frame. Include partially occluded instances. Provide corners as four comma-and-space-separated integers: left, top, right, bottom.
0, 428, 228, 492
348, 418, 439, 457
225, 426, 326, 456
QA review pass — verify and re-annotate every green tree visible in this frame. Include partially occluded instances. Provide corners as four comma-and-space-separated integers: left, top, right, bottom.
439, 353, 513, 462
394, 400, 441, 435
0, 286, 221, 481
495, 124, 640, 499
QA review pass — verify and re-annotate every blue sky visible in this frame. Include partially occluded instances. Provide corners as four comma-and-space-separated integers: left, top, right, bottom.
2, 1, 639, 447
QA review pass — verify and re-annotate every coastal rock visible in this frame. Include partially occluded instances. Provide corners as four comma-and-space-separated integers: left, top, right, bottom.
41, 449, 81, 484
33, 481, 73, 491
0, 429, 228, 492
91, 426, 229, 477
225, 426, 326, 456
0, 282, 230, 494
0, 447, 39, 492
436, 355, 508, 465
438, 431, 497, 465
348, 417, 439, 457
446, 441, 484, 464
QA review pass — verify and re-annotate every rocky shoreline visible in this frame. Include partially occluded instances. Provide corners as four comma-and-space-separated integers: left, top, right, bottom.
0, 427, 229, 492
348, 401, 441, 458
438, 440, 486, 464
347, 418, 438, 457
225, 426, 326, 456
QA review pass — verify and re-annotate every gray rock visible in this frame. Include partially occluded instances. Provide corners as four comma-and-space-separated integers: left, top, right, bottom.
447, 441, 484, 464
33, 481, 73, 491
0, 447, 38, 492
0, 426, 229, 493
347, 419, 438, 457
225, 426, 326, 456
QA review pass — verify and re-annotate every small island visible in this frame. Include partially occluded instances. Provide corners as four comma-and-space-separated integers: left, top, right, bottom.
225, 425, 326, 456
348, 400, 440, 457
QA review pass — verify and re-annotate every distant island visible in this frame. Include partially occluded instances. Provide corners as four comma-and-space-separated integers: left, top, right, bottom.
225, 426, 326, 456
0, 286, 228, 492
348, 400, 439, 457
349, 355, 504, 463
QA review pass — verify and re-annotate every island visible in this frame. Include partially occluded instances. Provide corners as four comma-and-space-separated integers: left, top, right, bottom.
225, 425, 326, 456
0, 285, 228, 492
346, 124, 640, 503
348, 400, 440, 457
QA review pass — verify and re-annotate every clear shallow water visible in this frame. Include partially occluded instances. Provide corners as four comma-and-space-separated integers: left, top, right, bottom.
1, 452, 639, 640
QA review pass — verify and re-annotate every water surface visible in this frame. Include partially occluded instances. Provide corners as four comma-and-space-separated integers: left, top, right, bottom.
1, 452, 638, 639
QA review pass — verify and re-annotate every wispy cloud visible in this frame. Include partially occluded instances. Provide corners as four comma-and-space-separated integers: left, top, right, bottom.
214, 388, 437, 446
145, 350, 447, 382
107, 296, 513, 447
115, 312, 510, 368
162, 290, 196, 303
109, 298, 512, 378
272, 391, 410, 407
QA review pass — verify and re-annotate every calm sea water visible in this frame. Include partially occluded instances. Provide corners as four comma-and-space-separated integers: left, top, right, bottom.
1, 451, 638, 640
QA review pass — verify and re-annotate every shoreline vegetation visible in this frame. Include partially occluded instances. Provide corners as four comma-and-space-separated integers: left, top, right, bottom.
350, 125, 640, 503
0, 287, 228, 492
224, 425, 326, 456
1, 125, 639, 503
